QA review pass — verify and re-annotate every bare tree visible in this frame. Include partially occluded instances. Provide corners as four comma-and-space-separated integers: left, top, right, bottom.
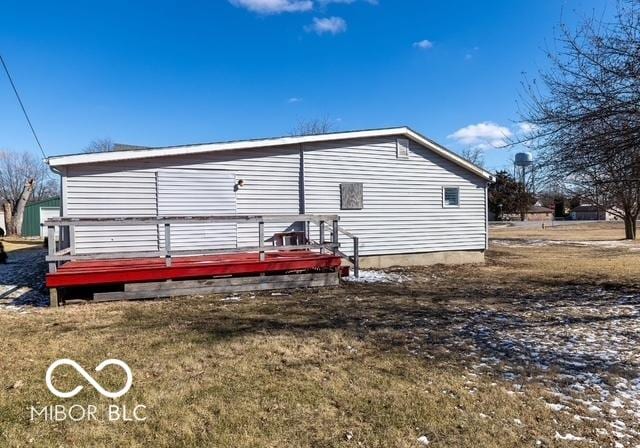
460, 148, 485, 168
290, 118, 336, 136
0, 150, 58, 236
521, 1, 640, 238
83, 138, 114, 153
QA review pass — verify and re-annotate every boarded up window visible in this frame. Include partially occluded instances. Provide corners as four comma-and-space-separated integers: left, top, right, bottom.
443, 187, 460, 207
340, 183, 363, 210
396, 138, 409, 159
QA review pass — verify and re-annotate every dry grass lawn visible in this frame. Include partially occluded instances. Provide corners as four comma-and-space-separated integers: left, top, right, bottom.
491, 220, 636, 241
0, 225, 639, 447
0, 238, 44, 253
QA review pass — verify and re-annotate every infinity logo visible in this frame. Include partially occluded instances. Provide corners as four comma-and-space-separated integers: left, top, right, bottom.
45, 359, 133, 399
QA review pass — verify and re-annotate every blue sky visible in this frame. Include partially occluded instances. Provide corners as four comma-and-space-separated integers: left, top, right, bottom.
0, 0, 615, 171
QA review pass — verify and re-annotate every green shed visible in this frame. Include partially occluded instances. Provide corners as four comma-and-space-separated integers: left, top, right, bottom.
22, 197, 61, 237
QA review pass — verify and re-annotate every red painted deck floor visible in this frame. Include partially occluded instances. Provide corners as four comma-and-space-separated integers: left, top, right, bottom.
46, 251, 342, 288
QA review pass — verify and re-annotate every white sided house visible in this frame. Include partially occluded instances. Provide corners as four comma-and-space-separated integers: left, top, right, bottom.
47, 127, 494, 268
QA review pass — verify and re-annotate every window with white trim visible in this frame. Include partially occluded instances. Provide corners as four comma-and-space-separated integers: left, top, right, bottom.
443, 187, 460, 207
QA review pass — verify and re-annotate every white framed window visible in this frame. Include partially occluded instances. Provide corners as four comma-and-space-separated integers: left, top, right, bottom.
442, 186, 460, 207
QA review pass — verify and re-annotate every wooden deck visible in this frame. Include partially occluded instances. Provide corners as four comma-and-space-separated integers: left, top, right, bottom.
46, 251, 342, 288
44, 214, 358, 306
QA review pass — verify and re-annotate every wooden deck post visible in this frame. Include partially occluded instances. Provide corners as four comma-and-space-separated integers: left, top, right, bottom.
164, 223, 172, 267
319, 220, 325, 254
353, 236, 360, 278
47, 225, 60, 307
47, 226, 57, 274
49, 288, 59, 307
69, 224, 76, 255
332, 220, 339, 255
258, 221, 265, 261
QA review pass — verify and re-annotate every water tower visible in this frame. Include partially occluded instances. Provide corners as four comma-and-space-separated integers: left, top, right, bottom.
514, 152, 535, 194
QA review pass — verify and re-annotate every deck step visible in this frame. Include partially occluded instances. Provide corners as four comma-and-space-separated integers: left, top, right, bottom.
92, 271, 339, 302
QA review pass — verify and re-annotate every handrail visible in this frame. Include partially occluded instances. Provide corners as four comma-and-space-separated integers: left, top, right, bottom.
308, 219, 359, 278
45, 214, 340, 226
46, 243, 338, 263
45, 214, 359, 278
338, 227, 359, 278
337, 225, 356, 239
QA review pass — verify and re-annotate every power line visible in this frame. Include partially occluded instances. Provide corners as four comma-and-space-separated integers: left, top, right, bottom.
0, 53, 47, 159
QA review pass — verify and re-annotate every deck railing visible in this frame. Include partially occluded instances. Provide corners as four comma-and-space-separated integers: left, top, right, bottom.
45, 214, 360, 277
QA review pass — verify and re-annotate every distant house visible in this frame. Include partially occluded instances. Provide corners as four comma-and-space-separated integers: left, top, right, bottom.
525, 204, 554, 221
571, 204, 620, 221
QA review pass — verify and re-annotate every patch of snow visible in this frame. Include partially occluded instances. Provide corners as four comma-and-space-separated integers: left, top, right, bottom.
554, 432, 585, 441
345, 270, 409, 284
545, 403, 567, 412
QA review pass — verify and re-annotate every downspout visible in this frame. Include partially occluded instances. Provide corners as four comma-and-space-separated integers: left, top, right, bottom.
485, 182, 489, 251
46, 162, 68, 250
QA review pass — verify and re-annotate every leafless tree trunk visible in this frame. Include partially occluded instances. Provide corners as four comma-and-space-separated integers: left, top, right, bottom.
10, 179, 35, 236
3, 201, 13, 235
624, 213, 637, 239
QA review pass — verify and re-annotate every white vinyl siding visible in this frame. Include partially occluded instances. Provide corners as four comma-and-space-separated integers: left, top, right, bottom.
303, 138, 487, 257
65, 146, 300, 255
156, 169, 237, 251
65, 170, 159, 254
62, 136, 487, 258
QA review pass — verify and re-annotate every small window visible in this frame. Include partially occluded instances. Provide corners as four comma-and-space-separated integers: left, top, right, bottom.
443, 187, 460, 207
396, 138, 409, 159
340, 183, 363, 210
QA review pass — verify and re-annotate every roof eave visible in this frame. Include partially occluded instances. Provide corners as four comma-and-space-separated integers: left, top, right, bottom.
47, 126, 495, 181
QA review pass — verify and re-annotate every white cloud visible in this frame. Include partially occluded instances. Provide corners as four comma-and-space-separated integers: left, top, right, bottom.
305, 16, 347, 35
229, 0, 313, 14
517, 122, 536, 135
413, 39, 433, 50
287, 97, 303, 103
229, 0, 375, 14
448, 122, 512, 150
318, 0, 378, 4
